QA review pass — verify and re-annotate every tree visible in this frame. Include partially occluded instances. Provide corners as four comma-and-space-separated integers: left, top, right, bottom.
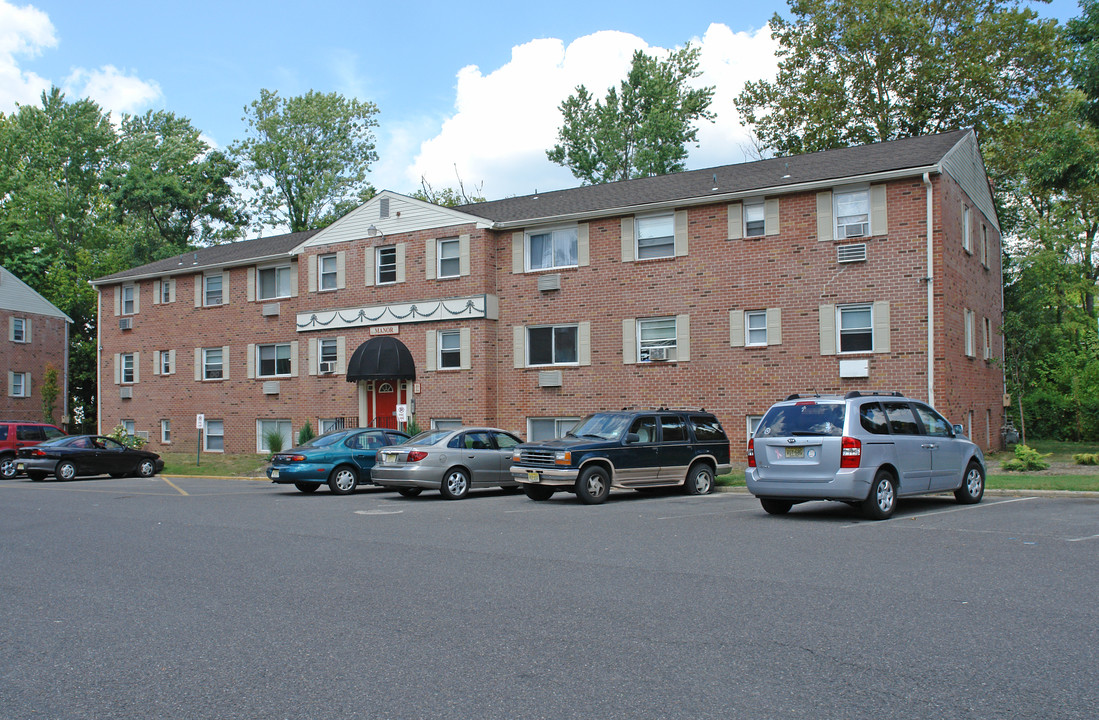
735, 0, 1065, 156
547, 44, 715, 185
41, 365, 59, 424
410, 171, 486, 208
231, 89, 380, 232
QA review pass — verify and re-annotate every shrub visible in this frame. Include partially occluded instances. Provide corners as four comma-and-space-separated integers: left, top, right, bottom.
297, 421, 316, 446
107, 424, 147, 449
264, 429, 285, 459
1000, 444, 1051, 471
1073, 453, 1099, 466
404, 415, 422, 437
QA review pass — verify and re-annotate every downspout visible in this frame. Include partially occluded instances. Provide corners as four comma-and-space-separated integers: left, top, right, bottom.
95, 288, 102, 435
923, 172, 935, 406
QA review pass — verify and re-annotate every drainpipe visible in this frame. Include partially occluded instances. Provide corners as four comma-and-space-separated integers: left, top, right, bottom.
923, 172, 935, 406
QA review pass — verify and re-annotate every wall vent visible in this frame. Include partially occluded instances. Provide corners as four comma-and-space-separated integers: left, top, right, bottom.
538, 370, 563, 387
262, 381, 281, 395
119, 317, 133, 331
537, 273, 561, 292
119, 386, 133, 399
837, 243, 868, 263
380, 198, 390, 218
261, 303, 281, 316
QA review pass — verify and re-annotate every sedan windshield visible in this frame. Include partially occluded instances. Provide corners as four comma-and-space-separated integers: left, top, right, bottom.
567, 414, 631, 441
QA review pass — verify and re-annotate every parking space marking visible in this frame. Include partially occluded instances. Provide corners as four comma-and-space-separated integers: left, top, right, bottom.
840, 496, 1038, 527
1067, 533, 1099, 543
160, 477, 189, 496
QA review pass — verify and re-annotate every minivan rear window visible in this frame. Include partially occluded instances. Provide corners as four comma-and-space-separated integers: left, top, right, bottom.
757, 403, 844, 437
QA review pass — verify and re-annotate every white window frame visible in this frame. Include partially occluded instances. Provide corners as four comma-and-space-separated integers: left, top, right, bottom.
526, 324, 579, 367
981, 224, 989, 267
745, 311, 768, 346
121, 353, 135, 384
438, 330, 461, 369
964, 309, 976, 358
203, 274, 223, 306
121, 285, 135, 315
431, 418, 464, 431
963, 205, 972, 253
202, 348, 224, 380
635, 213, 675, 260
837, 304, 873, 354
318, 338, 338, 365
256, 419, 292, 454
437, 238, 461, 278
318, 254, 338, 291
637, 317, 678, 363
204, 419, 224, 452
319, 418, 345, 434
834, 188, 870, 239
983, 316, 992, 360
257, 264, 291, 300
526, 226, 579, 272
746, 415, 762, 441
161, 279, 172, 303
257, 343, 292, 378
743, 202, 766, 238
376, 246, 398, 285
11, 371, 28, 397
160, 351, 172, 375
12, 317, 26, 343
527, 417, 581, 442
161, 419, 171, 444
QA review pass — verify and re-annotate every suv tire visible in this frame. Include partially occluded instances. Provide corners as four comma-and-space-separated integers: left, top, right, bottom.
684, 463, 714, 495
523, 484, 554, 501
760, 498, 793, 515
955, 461, 985, 504
862, 469, 897, 520
576, 466, 610, 505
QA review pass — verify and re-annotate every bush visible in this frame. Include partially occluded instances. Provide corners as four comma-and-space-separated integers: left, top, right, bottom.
1073, 453, 1099, 466
107, 424, 147, 449
1000, 444, 1051, 472
404, 415, 422, 437
297, 421, 316, 446
264, 429, 285, 459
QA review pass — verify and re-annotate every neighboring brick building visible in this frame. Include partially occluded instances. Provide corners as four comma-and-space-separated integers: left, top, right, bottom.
90, 129, 1005, 457
0, 266, 71, 422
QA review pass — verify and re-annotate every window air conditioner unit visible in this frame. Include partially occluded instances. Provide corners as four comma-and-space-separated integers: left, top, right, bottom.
538, 370, 563, 387
119, 386, 133, 399
537, 273, 561, 292
318, 361, 336, 375
648, 347, 669, 362
838, 222, 868, 239
261, 303, 281, 317
136, 430, 149, 440
837, 243, 868, 263
262, 381, 281, 395
119, 317, 133, 330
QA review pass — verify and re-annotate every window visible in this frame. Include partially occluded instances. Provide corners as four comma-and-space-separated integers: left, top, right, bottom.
914, 404, 952, 437
121, 353, 135, 384
437, 238, 460, 278
744, 202, 766, 238
258, 265, 291, 300
161, 419, 171, 444
527, 325, 578, 366
121, 285, 135, 315
257, 343, 292, 377
981, 225, 989, 267
859, 402, 890, 435
882, 402, 920, 434
690, 415, 728, 442
161, 279, 172, 303
628, 416, 658, 443
746, 415, 762, 440
528, 417, 580, 441
431, 418, 464, 431
319, 338, 338, 364
160, 351, 172, 375
121, 419, 135, 436
983, 317, 992, 360
204, 274, 223, 306
964, 310, 976, 357
438, 331, 461, 369
203, 348, 223, 380
638, 317, 677, 362
745, 311, 767, 346
319, 418, 346, 434
318, 255, 338, 291
527, 227, 578, 271
962, 206, 972, 253
257, 419, 292, 453
11, 372, 28, 397
838, 305, 873, 353
636, 213, 674, 259
11, 318, 26, 343
660, 416, 687, 442
204, 419, 224, 451
377, 246, 397, 284
835, 189, 869, 239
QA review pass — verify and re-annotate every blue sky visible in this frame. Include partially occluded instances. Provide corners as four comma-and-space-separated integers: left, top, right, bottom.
0, 0, 1086, 208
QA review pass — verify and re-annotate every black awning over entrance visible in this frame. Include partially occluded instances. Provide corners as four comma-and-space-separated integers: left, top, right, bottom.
346, 336, 416, 382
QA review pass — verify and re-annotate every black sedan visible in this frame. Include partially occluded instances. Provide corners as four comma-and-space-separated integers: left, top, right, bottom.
16, 435, 165, 481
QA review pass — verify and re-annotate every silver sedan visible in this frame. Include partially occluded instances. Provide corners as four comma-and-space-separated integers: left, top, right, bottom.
371, 426, 523, 499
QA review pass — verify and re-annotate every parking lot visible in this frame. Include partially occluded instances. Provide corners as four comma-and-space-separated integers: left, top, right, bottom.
2, 476, 1096, 719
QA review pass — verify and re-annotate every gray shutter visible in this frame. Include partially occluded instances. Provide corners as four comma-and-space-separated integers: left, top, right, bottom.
426, 330, 437, 371
512, 326, 524, 369
289, 263, 298, 298
817, 191, 833, 241
364, 249, 375, 287
194, 274, 202, 307
290, 341, 299, 376
24, 318, 31, 343
222, 346, 230, 379
873, 301, 891, 353
622, 319, 636, 364
727, 203, 743, 240
336, 336, 346, 368
870, 184, 888, 236
578, 223, 590, 266
194, 348, 201, 381
133, 352, 140, 384
512, 232, 524, 273
308, 338, 318, 376
425, 239, 437, 280
459, 234, 471, 276
674, 210, 688, 256
168, 278, 176, 303
153, 350, 161, 376
247, 344, 255, 379
396, 243, 406, 283
336, 251, 346, 289
578, 322, 591, 366
621, 217, 636, 262
114, 286, 121, 316
247, 268, 256, 302
459, 328, 471, 370
729, 310, 745, 347
308, 256, 318, 292
153, 280, 161, 305
168, 350, 175, 375
765, 198, 780, 236
819, 305, 837, 355
767, 308, 782, 345
676, 314, 690, 361
221, 271, 229, 305
114, 354, 121, 385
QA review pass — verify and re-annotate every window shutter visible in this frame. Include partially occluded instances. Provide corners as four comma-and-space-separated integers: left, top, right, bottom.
246, 268, 255, 302
767, 308, 782, 345
194, 275, 201, 307
870, 184, 888, 236
819, 305, 837, 355
194, 349, 201, 381
114, 286, 121, 316
579, 321, 591, 366
222, 346, 230, 379
622, 319, 636, 364
289, 264, 298, 298
578, 223, 590, 266
7, 317, 12, 341
459, 327, 471, 370
221, 271, 229, 304
290, 341, 299, 376
336, 251, 346, 289
512, 232, 524, 273
729, 310, 745, 347
114, 354, 121, 385
426, 330, 437, 371
674, 210, 688, 256
308, 338, 318, 376
24, 318, 31, 343
153, 280, 161, 305
336, 337, 346, 368
308, 255, 318, 292
727, 203, 743, 241
364, 250, 375, 287
6, 371, 12, 397
133, 285, 140, 314
168, 278, 175, 303
765, 198, 780, 236
425, 238, 437, 280
396, 243, 406, 283
133, 352, 140, 384
168, 350, 175, 374
154, 350, 161, 376
247, 344, 255, 379
459, 234, 471, 276
513, 326, 525, 369
676, 314, 691, 361
817, 191, 833, 242
873, 301, 890, 352
621, 217, 635, 262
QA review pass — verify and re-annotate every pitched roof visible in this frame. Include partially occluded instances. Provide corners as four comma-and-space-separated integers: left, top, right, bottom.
0, 266, 72, 321
91, 229, 321, 285
456, 129, 973, 224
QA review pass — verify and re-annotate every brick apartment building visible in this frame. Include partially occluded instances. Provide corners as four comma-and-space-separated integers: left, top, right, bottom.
90, 129, 1005, 457
1, 265, 71, 421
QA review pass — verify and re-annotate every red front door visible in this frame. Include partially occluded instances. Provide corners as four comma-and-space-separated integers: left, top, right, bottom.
374, 382, 398, 428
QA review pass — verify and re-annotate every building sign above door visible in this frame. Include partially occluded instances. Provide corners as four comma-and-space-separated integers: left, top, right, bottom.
370, 325, 399, 336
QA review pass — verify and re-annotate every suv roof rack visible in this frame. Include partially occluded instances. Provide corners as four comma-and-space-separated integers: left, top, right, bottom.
619, 406, 708, 413
843, 391, 904, 399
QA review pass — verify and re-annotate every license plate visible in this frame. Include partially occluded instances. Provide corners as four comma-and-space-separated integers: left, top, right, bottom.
271, 469, 279, 479
785, 447, 805, 458
383, 452, 398, 463
526, 471, 540, 483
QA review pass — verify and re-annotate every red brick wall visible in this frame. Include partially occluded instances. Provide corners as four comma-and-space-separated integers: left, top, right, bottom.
1, 310, 67, 422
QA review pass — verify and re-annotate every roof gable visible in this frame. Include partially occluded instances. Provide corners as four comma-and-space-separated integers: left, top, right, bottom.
0, 266, 72, 321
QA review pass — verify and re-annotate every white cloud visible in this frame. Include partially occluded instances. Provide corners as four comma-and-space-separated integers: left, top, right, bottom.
404, 24, 779, 200
0, 0, 56, 110
63, 64, 163, 117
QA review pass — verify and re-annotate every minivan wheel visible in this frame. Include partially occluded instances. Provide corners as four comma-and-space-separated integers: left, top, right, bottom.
576, 466, 610, 504
328, 465, 359, 495
862, 470, 897, 520
955, 462, 985, 505
760, 498, 792, 515
684, 463, 714, 495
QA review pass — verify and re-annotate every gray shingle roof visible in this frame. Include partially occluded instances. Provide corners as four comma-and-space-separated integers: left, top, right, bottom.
91, 229, 321, 284
456, 129, 972, 224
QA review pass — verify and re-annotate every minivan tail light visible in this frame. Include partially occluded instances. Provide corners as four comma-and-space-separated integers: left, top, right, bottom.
747, 438, 756, 467
840, 436, 862, 468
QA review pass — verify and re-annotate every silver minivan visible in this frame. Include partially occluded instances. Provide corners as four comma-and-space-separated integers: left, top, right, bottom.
745, 392, 986, 519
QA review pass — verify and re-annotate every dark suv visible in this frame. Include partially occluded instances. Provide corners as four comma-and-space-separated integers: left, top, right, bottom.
0, 421, 67, 479
511, 409, 732, 504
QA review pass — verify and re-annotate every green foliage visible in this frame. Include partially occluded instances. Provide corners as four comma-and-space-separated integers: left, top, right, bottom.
547, 44, 715, 184
107, 424, 147, 449
297, 421, 316, 446
40, 365, 59, 424
230, 89, 380, 232
263, 429, 285, 458
404, 415, 422, 437
735, 0, 1065, 156
1073, 453, 1099, 465
1000, 444, 1052, 471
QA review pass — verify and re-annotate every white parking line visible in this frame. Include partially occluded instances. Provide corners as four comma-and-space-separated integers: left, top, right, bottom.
1067, 534, 1099, 543
841, 496, 1038, 527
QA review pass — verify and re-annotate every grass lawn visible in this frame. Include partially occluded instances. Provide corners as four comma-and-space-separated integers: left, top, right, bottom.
160, 452, 269, 478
